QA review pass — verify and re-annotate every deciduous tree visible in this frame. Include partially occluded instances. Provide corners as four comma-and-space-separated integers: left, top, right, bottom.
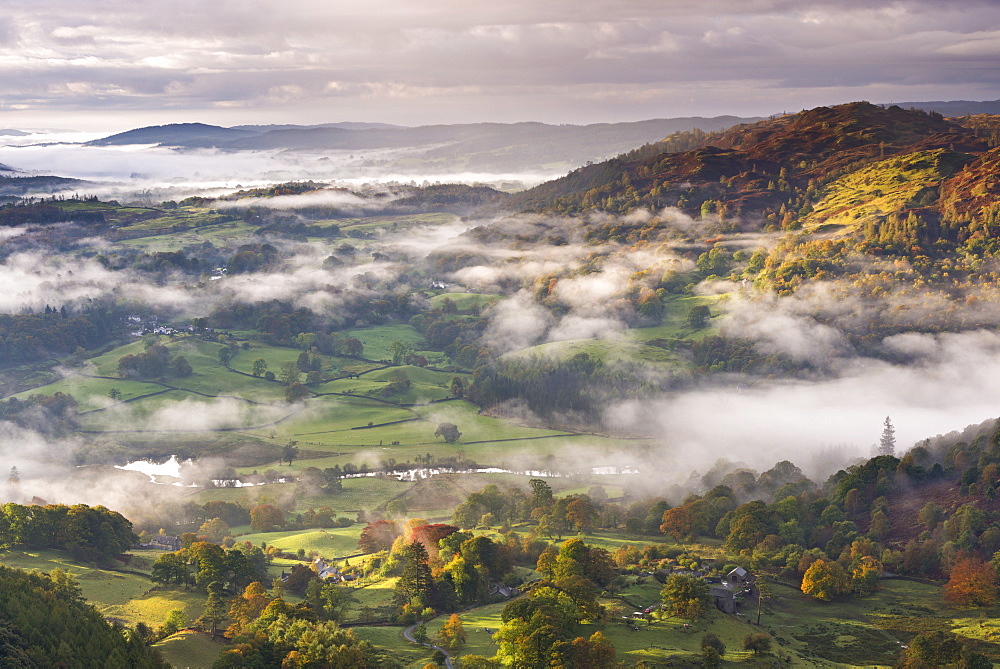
801, 559, 850, 601
944, 556, 998, 607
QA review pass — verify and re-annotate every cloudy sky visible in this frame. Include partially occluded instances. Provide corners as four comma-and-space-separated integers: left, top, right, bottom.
1, 0, 999, 131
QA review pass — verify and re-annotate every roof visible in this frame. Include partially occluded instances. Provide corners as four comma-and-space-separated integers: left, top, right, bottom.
728, 566, 748, 578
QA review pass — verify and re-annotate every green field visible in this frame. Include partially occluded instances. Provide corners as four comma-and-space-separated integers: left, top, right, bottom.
342, 324, 432, 362
427, 292, 501, 312
152, 630, 231, 669
507, 294, 721, 365
237, 526, 364, 558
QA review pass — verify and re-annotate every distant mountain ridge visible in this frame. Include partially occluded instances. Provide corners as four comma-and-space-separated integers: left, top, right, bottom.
84, 116, 762, 174
881, 99, 1000, 117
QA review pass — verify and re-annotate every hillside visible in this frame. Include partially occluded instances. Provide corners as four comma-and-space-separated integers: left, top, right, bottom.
512, 102, 988, 221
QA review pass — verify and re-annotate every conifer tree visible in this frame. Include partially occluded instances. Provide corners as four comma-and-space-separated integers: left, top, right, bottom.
878, 416, 896, 456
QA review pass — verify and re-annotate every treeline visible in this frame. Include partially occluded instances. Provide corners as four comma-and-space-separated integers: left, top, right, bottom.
150, 540, 269, 592
117, 339, 192, 379
467, 352, 663, 419
207, 294, 419, 345
0, 565, 167, 667
0, 391, 79, 436
0, 303, 125, 364
97, 248, 217, 275
0, 503, 136, 564
0, 200, 106, 226
653, 418, 1000, 606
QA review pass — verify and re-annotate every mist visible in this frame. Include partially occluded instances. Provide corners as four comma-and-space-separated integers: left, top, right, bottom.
0, 132, 561, 201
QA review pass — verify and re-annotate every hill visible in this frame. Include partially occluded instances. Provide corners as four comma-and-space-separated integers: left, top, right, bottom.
508, 102, 1000, 256
86, 122, 257, 148
83, 116, 760, 174
886, 99, 1000, 116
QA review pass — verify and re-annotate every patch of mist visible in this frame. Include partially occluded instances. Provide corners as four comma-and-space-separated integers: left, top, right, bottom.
600, 329, 1000, 483
95, 396, 291, 433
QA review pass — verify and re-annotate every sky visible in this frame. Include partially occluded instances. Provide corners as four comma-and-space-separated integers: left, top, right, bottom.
0, 0, 999, 132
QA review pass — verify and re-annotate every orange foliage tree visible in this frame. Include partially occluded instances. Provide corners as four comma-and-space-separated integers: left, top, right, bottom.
944, 557, 998, 607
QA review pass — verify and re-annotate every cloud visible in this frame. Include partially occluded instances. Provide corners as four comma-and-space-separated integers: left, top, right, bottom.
0, 1, 997, 127
599, 328, 1000, 482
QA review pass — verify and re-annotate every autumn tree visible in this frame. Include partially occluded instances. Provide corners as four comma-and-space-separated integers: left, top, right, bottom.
357, 520, 402, 553
944, 556, 998, 607
849, 555, 883, 596
226, 582, 271, 638
801, 559, 850, 601
438, 613, 467, 650
284, 382, 310, 403
565, 498, 597, 533
661, 574, 711, 619
249, 504, 285, 532
660, 505, 696, 542
197, 517, 231, 543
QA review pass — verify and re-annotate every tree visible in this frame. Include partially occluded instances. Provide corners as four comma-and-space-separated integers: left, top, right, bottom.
687, 304, 711, 329
108, 388, 122, 401
389, 340, 408, 365
565, 498, 597, 533
251, 358, 267, 377
279, 361, 301, 385
530, 478, 554, 511
358, 520, 401, 553
438, 613, 467, 650
284, 382, 311, 403
801, 559, 850, 601
661, 574, 711, 619
902, 630, 964, 666
197, 581, 228, 638
249, 504, 285, 532
878, 416, 896, 456
742, 632, 772, 655
344, 337, 364, 357
218, 346, 235, 368
161, 609, 187, 637
317, 582, 357, 622
198, 517, 231, 543
701, 632, 726, 656
944, 557, 998, 607
151, 552, 188, 585
282, 441, 299, 466
434, 422, 462, 443
397, 541, 433, 607
849, 555, 882, 596
169, 355, 193, 377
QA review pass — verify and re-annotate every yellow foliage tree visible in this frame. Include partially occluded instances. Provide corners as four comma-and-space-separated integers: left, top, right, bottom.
801, 559, 850, 601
